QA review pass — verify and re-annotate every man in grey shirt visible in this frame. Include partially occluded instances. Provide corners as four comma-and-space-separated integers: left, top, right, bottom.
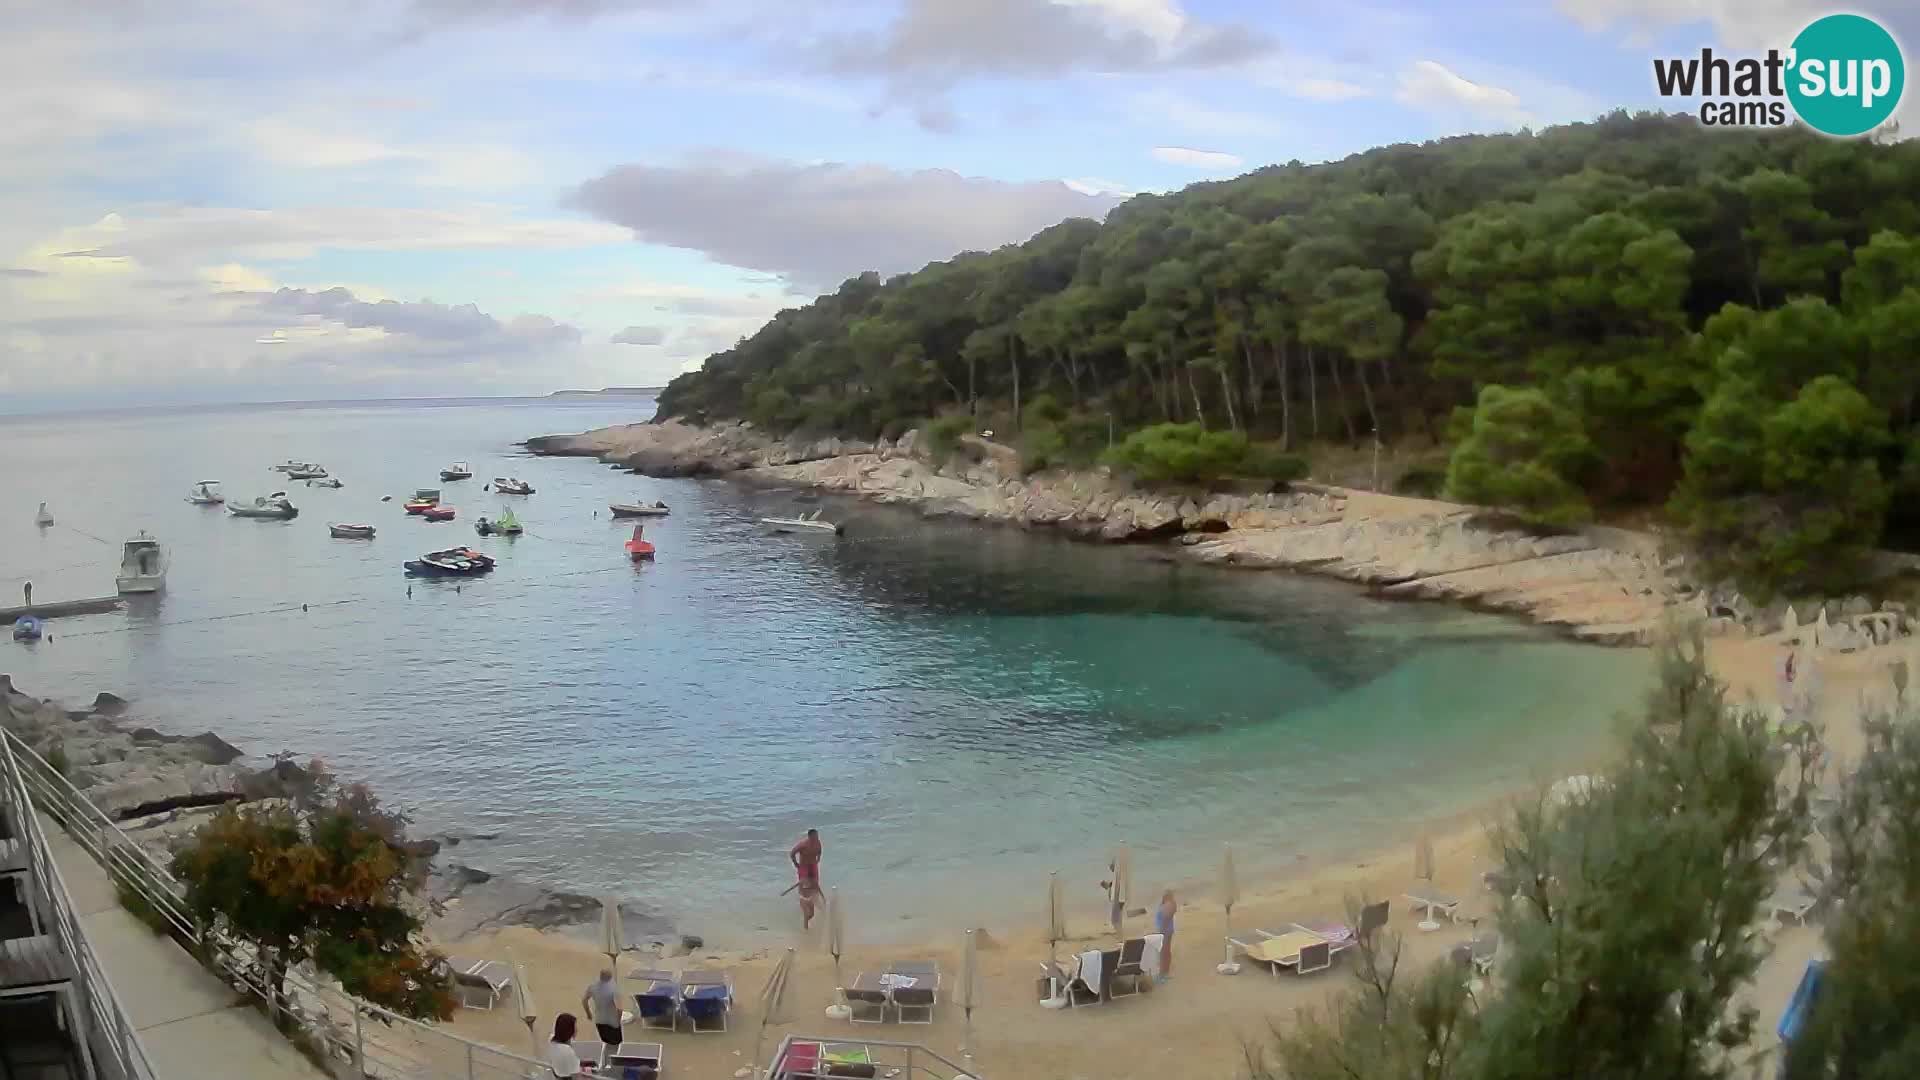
582, 969, 623, 1046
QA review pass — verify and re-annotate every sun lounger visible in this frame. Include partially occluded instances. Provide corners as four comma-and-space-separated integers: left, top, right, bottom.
606, 1041, 664, 1080
883, 961, 940, 1024
1229, 929, 1332, 978
445, 957, 512, 1010
1404, 887, 1461, 926
1469, 930, 1499, 975
679, 969, 732, 1033
842, 974, 891, 1023
1768, 883, 1820, 926
1109, 938, 1149, 997
630, 971, 680, 1032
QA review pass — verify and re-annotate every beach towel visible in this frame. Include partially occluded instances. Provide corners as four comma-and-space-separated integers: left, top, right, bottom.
1139, 933, 1164, 978
1078, 948, 1105, 994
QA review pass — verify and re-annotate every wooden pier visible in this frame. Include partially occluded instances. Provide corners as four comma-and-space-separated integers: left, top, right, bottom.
0, 596, 124, 622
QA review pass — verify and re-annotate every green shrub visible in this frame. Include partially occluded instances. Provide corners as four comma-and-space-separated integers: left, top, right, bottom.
1444, 384, 1595, 527
924, 414, 972, 461
1103, 423, 1252, 486
1395, 463, 1448, 497
1239, 442, 1309, 484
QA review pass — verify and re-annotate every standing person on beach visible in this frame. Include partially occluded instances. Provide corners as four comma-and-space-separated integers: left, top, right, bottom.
21, 581, 30, 608
1154, 890, 1177, 982
790, 828, 823, 929
581, 969, 623, 1046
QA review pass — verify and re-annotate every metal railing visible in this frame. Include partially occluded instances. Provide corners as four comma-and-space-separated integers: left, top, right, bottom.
2, 727, 546, 1080
2, 729, 159, 1080
768, 1035, 982, 1080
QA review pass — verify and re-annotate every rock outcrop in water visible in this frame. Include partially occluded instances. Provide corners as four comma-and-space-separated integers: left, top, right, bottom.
526, 421, 1691, 643
0, 674, 659, 943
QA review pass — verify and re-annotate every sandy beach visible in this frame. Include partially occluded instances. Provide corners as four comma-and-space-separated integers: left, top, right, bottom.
434, 630, 1884, 1080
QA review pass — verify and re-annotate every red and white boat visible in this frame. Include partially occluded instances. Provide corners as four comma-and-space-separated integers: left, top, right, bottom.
422, 505, 456, 522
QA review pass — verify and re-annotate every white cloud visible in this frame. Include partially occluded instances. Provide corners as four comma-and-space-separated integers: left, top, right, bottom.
567, 155, 1123, 291
1296, 77, 1372, 102
1150, 145, 1245, 170
1396, 60, 1525, 122
1054, 0, 1188, 46
610, 324, 668, 345
1554, 0, 1832, 51
1134, 89, 1284, 137
1064, 177, 1140, 197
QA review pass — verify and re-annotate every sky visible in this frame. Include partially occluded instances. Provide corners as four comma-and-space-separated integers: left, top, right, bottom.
1, 0, 1914, 412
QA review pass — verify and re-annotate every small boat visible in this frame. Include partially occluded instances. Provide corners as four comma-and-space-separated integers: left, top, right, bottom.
115, 531, 167, 594
491, 477, 534, 495
403, 547, 496, 577
230, 493, 299, 519
186, 481, 225, 505
306, 477, 344, 489
34, 502, 53, 527
759, 509, 843, 535
440, 462, 473, 481
474, 509, 523, 537
422, 505, 456, 522
625, 524, 656, 561
404, 489, 442, 515
329, 523, 376, 539
11, 616, 43, 642
271, 461, 329, 479
609, 501, 671, 518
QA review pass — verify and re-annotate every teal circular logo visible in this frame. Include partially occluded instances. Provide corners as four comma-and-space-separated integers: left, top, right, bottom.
1787, 14, 1906, 137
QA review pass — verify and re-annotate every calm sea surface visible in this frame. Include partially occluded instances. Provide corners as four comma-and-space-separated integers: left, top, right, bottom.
0, 398, 1649, 941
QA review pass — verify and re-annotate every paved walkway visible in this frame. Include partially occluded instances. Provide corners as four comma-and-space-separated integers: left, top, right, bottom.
44, 824, 331, 1080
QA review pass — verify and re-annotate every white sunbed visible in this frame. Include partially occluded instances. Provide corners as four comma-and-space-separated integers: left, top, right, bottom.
1404, 887, 1461, 928
445, 957, 512, 1010
1768, 884, 1820, 926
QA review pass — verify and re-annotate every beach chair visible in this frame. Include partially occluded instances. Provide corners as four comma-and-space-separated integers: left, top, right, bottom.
1109, 937, 1149, 997
883, 960, 940, 1024
445, 957, 512, 1010
1358, 899, 1390, 942
1469, 929, 1500, 976
1295, 940, 1332, 976
842, 975, 889, 1024
679, 969, 732, 1033
572, 1040, 607, 1070
606, 1041, 664, 1080
1768, 880, 1821, 926
630, 971, 680, 1032
1231, 929, 1319, 978
1404, 887, 1460, 927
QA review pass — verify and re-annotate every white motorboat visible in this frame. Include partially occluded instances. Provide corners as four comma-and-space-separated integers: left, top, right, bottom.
116, 531, 167, 594
491, 477, 534, 495
306, 476, 344, 488
229, 492, 299, 519
186, 481, 225, 505
34, 502, 53, 527
272, 461, 328, 479
610, 501, 670, 517
440, 461, 473, 481
758, 509, 843, 535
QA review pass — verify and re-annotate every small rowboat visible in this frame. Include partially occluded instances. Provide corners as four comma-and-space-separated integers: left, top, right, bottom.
624, 525, 655, 561
422, 505, 456, 522
440, 462, 473, 481
759, 510, 842, 535
329, 523, 376, 539
491, 477, 534, 495
610, 501, 670, 518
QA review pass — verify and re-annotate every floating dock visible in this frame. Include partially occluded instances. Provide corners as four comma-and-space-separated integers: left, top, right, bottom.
0, 596, 124, 622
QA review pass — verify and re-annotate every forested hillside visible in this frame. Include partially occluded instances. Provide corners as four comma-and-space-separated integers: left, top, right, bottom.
655, 112, 1920, 597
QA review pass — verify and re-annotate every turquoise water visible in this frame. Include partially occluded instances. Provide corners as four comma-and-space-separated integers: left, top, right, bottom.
0, 399, 1649, 941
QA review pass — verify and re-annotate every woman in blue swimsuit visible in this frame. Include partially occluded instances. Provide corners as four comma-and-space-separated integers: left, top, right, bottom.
1154, 890, 1176, 982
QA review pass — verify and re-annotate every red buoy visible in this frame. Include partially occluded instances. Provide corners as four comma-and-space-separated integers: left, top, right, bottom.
625, 524, 655, 561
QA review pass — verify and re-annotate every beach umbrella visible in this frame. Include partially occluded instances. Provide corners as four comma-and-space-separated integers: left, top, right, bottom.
1045, 872, 1068, 961
601, 895, 626, 1026
751, 948, 796, 1080
1413, 835, 1441, 932
1113, 842, 1134, 923
827, 887, 846, 984
958, 929, 979, 1059
1219, 844, 1240, 966
511, 962, 540, 1060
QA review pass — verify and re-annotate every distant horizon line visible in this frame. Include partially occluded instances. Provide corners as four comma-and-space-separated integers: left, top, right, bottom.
0, 391, 661, 423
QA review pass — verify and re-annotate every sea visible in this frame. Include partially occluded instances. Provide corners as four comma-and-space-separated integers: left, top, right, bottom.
0, 397, 1651, 942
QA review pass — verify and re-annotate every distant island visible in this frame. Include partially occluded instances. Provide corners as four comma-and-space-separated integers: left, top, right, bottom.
547, 386, 663, 399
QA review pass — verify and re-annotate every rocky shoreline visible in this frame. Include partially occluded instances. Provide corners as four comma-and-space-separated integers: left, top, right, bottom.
528, 420, 1691, 644
0, 674, 662, 946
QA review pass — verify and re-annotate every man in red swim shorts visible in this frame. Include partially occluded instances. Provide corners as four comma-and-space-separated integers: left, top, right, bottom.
790, 828, 823, 928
